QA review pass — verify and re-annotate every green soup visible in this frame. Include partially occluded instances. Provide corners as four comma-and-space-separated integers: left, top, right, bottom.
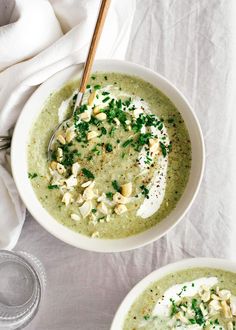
124, 268, 236, 329
28, 73, 191, 239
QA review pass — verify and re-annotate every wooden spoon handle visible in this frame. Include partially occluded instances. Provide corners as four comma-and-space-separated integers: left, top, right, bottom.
79, 0, 111, 93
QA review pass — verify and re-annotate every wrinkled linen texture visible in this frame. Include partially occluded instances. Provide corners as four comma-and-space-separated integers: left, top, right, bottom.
1, 0, 236, 329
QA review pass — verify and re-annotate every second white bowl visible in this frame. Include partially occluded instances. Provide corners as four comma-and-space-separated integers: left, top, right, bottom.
111, 258, 236, 329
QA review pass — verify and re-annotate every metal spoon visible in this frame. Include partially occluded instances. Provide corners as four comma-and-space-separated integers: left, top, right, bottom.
47, 0, 111, 159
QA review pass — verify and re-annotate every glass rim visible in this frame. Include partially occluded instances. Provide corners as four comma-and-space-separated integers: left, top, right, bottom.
0, 250, 45, 329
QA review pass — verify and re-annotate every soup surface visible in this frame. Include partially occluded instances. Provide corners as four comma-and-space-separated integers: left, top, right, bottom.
28, 72, 191, 238
124, 268, 236, 329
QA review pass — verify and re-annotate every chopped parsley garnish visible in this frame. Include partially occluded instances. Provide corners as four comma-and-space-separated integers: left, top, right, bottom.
112, 180, 120, 192
105, 143, 113, 152
82, 168, 95, 179
159, 141, 167, 157
122, 138, 133, 147
109, 126, 116, 137
90, 116, 101, 126
189, 319, 196, 324
102, 96, 110, 103
191, 298, 198, 310
49, 90, 174, 212
158, 122, 163, 130
131, 114, 146, 132
191, 299, 205, 326
144, 155, 152, 164
92, 208, 97, 213
60, 145, 79, 167
177, 285, 187, 297
137, 133, 152, 146
132, 114, 160, 132
170, 298, 179, 317
57, 146, 69, 165
104, 98, 128, 126
124, 97, 131, 107
106, 192, 113, 200
99, 127, 107, 136
140, 185, 149, 199
91, 146, 101, 155
74, 120, 89, 142
143, 315, 150, 320
117, 99, 122, 108
133, 133, 152, 151
28, 172, 38, 179
78, 104, 87, 113
48, 184, 59, 190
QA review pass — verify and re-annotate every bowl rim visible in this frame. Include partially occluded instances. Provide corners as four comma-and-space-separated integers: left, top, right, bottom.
110, 257, 236, 329
11, 59, 205, 252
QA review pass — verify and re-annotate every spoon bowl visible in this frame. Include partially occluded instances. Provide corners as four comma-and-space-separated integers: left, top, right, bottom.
47, 92, 82, 159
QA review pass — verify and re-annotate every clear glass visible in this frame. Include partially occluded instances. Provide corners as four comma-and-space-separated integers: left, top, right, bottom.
0, 250, 46, 329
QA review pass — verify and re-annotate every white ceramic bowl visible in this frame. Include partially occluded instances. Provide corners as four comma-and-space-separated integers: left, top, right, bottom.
111, 257, 236, 329
11, 59, 204, 252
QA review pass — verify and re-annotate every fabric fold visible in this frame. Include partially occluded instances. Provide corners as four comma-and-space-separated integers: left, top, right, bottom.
0, 0, 136, 249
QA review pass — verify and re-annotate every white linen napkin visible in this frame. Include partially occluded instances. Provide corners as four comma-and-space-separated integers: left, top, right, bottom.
0, 0, 136, 249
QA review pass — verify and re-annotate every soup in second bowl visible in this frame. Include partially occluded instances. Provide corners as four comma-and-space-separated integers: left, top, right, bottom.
124, 267, 236, 329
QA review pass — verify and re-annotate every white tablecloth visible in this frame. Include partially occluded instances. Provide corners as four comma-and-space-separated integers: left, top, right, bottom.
12, 0, 236, 329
